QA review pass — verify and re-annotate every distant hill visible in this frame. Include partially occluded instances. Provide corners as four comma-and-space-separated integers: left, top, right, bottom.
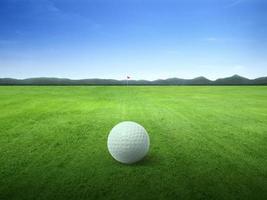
151, 76, 212, 85
0, 75, 266, 85
213, 75, 252, 85
253, 77, 267, 85
188, 76, 212, 85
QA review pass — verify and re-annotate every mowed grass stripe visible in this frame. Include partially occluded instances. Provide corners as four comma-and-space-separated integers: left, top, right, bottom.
0, 87, 125, 199
136, 87, 267, 199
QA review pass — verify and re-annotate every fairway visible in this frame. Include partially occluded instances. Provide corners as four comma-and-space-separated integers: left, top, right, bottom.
0, 86, 267, 200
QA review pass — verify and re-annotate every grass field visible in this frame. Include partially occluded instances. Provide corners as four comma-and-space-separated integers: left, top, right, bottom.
0, 86, 267, 200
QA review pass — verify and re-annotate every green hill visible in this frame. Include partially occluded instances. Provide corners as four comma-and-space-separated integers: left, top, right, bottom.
0, 75, 266, 85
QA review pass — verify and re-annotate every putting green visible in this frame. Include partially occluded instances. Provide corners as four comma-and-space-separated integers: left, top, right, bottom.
0, 86, 266, 200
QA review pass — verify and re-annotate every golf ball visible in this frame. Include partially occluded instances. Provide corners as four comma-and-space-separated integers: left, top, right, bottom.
107, 121, 150, 164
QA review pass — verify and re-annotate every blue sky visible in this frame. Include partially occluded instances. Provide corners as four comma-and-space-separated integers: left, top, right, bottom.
0, 0, 266, 80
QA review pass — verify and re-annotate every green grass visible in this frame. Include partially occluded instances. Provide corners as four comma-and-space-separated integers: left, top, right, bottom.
0, 86, 267, 200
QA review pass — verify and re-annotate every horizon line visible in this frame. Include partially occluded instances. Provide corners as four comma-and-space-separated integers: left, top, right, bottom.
1, 74, 267, 81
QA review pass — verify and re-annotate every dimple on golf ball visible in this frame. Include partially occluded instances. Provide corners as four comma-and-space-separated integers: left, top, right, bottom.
107, 121, 150, 164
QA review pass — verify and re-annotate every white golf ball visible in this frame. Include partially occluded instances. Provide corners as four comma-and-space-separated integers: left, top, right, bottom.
107, 121, 150, 164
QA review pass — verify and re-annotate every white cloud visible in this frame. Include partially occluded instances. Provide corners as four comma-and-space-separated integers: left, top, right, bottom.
204, 37, 218, 41
226, 0, 244, 8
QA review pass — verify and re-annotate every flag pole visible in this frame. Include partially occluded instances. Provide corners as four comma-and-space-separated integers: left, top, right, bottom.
126, 76, 130, 87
